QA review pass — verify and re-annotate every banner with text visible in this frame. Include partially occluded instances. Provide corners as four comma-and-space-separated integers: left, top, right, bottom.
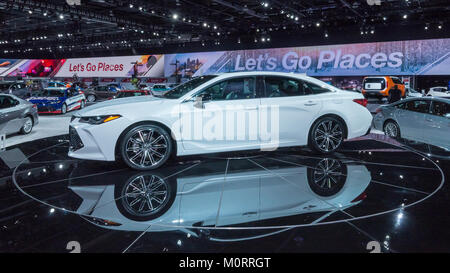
164, 38, 450, 78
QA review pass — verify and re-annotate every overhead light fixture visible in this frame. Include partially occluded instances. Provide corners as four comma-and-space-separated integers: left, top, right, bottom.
172, 13, 178, 20
403, 14, 408, 19
59, 14, 64, 19
316, 22, 321, 27
129, 4, 133, 8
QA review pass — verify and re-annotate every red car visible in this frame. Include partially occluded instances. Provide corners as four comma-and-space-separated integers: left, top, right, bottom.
108, 90, 151, 100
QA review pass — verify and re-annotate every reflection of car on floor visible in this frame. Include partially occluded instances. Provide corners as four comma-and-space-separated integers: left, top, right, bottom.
67, 158, 371, 234
0, 94, 38, 135
373, 97, 450, 150
84, 85, 120, 102
0, 81, 31, 99
362, 76, 405, 100
109, 90, 151, 99
427, 86, 449, 97
68, 72, 373, 170
27, 88, 86, 114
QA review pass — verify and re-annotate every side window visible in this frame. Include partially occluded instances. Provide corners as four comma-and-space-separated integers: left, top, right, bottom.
404, 100, 430, 114
0, 96, 16, 109
198, 77, 256, 101
431, 101, 449, 117
392, 78, 403, 85
264, 77, 304, 97
302, 81, 332, 94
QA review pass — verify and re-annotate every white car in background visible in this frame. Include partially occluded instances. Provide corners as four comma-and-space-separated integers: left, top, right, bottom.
68, 72, 373, 170
427, 86, 449, 97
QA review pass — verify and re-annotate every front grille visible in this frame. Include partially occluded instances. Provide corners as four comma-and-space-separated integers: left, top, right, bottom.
69, 126, 84, 151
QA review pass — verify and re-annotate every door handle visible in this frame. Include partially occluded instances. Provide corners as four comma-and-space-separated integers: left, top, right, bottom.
304, 101, 318, 106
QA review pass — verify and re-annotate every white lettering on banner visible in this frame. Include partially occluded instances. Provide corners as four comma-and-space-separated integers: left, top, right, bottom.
233, 50, 404, 71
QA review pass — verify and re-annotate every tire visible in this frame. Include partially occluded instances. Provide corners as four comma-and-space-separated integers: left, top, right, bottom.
120, 124, 172, 170
80, 100, 85, 109
61, 103, 67, 114
383, 120, 401, 139
87, 94, 96, 102
309, 116, 345, 154
20, 116, 33, 134
114, 171, 176, 221
307, 158, 347, 197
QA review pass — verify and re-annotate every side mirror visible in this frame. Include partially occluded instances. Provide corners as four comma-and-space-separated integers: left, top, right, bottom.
193, 93, 211, 109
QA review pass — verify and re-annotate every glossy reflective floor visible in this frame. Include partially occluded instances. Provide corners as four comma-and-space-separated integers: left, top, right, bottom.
0, 134, 449, 253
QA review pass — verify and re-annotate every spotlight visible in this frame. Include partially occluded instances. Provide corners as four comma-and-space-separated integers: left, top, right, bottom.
316, 22, 321, 27
59, 14, 64, 19
172, 13, 178, 20
438, 25, 442, 29
403, 14, 407, 19
129, 4, 133, 8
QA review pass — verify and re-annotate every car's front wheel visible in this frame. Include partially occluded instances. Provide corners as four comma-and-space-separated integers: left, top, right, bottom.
383, 120, 401, 139
309, 117, 345, 154
87, 94, 96, 102
120, 124, 172, 170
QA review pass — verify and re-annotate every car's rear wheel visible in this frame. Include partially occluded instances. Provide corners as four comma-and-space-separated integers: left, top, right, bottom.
87, 94, 96, 102
20, 116, 33, 134
120, 124, 172, 170
383, 120, 401, 139
309, 117, 345, 154
61, 103, 67, 114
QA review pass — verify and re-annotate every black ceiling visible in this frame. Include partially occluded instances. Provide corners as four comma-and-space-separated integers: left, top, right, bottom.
1, 0, 450, 58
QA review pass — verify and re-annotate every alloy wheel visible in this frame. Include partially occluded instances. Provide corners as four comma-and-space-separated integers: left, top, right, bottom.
313, 119, 343, 152
125, 128, 169, 168
22, 117, 33, 133
384, 122, 398, 138
122, 174, 168, 216
313, 158, 343, 190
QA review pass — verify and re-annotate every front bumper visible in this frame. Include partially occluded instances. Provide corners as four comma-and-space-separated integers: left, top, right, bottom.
372, 113, 385, 131
67, 116, 131, 161
36, 104, 62, 114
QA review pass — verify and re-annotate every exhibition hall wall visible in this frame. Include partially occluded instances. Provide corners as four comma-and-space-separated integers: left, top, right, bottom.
1, 38, 449, 79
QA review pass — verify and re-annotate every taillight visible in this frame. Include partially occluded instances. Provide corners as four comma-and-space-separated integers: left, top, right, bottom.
351, 192, 367, 203
32, 104, 37, 109
375, 107, 382, 114
353, 98, 368, 107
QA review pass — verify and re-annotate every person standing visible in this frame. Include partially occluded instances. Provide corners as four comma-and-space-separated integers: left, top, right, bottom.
388, 85, 402, 104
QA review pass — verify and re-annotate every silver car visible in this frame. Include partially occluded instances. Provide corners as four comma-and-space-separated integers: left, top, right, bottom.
0, 94, 39, 135
373, 97, 450, 150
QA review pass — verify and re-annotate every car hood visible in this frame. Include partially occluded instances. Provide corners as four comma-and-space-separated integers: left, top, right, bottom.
76, 95, 170, 116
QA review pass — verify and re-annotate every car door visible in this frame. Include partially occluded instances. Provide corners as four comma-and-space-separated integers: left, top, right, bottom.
423, 100, 450, 149
259, 76, 323, 149
179, 76, 261, 152
0, 95, 23, 135
395, 99, 429, 141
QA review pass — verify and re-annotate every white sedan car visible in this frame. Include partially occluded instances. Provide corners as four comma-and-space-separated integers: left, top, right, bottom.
427, 86, 449, 97
68, 72, 372, 170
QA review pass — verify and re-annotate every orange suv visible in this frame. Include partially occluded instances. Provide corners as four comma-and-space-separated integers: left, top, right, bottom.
362, 76, 405, 100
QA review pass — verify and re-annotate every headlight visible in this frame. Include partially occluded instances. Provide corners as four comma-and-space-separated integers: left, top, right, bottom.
79, 115, 121, 125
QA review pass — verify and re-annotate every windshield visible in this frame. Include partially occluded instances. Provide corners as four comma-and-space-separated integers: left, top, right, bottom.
163, 75, 217, 99
33, 89, 65, 97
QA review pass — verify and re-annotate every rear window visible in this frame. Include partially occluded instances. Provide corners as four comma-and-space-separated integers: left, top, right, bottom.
34, 89, 65, 97
392, 77, 403, 84
363, 78, 386, 90
117, 92, 145, 98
